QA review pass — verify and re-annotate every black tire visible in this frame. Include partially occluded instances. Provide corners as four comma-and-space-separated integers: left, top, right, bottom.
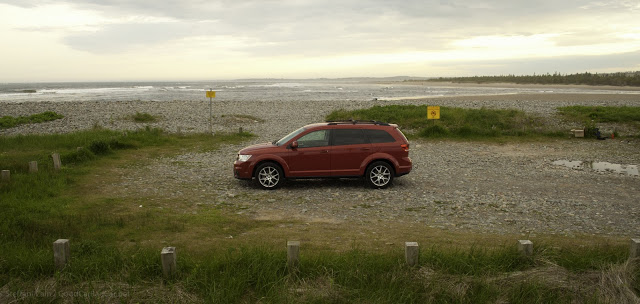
365, 161, 394, 189
254, 162, 284, 190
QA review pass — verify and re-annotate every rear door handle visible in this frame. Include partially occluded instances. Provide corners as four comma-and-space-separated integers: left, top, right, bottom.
321, 150, 329, 153
361, 148, 371, 151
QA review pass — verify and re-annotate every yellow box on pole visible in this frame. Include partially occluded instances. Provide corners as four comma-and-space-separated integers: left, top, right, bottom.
206, 91, 216, 98
427, 106, 440, 120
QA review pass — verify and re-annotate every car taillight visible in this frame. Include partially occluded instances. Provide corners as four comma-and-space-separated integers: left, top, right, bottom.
401, 144, 409, 152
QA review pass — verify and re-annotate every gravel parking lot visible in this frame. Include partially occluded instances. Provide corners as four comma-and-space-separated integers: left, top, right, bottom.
2, 92, 639, 237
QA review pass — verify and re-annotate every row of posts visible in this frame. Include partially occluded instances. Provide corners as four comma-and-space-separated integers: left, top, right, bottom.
51, 238, 640, 276
1, 153, 62, 182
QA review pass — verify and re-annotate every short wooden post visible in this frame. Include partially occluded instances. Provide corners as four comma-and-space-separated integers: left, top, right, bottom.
29, 161, 38, 173
630, 239, 640, 260
287, 241, 300, 270
518, 240, 533, 257
239, 127, 243, 134
405, 242, 419, 267
53, 239, 70, 270
161, 247, 177, 277
52, 153, 62, 170
1, 170, 9, 182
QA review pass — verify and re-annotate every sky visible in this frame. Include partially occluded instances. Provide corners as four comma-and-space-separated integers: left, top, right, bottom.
0, 0, 639, 82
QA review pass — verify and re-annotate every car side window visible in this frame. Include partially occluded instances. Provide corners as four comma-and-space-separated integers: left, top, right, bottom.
364, 129, 396, 143
332, 129, 367, 146
297, 130, 330, 148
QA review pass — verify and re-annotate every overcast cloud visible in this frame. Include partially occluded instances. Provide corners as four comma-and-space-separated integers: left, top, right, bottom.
0, 0, 639, 81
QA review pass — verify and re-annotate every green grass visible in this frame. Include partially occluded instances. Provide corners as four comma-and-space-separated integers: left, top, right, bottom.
557, 106, 640, 123
131, 112, 158, 123
556, 106, 640, 138
221, 114, 265, 123
1, 128, 639, 302
0, 111, 64, 129
326, 105, 565, 140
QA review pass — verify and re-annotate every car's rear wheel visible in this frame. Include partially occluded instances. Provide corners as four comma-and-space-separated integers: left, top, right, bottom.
366, 161, 393, 189
255, 162, 284, 189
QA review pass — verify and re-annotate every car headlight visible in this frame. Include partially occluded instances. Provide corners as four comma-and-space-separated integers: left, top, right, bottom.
237, 154, 251, 162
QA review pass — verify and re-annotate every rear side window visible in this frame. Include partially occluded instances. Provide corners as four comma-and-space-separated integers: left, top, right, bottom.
364, 129, 396, 143
332, 129, 367, 146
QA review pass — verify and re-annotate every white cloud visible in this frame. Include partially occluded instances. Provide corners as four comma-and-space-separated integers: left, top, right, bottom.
0, 0, 639, 81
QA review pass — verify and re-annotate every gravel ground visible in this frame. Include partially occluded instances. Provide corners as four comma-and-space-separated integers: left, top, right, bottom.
2, 93, 639, 237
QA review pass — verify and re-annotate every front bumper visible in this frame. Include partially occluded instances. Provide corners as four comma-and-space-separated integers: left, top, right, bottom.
234, 160, 253, 179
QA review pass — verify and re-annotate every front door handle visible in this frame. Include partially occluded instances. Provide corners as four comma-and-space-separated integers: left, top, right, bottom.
361, 148, 371, 151
321, 150, 329, 153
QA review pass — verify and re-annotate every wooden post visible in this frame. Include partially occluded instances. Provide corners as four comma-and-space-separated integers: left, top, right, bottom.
287, 241, 300, 270
161, 247, 177, 277
518, 240, 533, 257
52, 153, 61, 170
239, 127, 243, 134
53, 239, 70, 270
1, 170, 9, 182
29, 161, 38, 173
630, 239, 640, 260
405, 242, 419, 267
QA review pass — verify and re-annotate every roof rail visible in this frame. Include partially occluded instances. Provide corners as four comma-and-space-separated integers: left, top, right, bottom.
325, 119, 390, 126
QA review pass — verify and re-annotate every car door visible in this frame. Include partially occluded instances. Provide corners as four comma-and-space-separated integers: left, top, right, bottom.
330, 128, 372, 176
287, 129, 332, 177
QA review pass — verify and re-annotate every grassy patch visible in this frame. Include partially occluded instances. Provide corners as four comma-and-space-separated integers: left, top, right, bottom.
557, 106, 640, 123
221, 114, 265, 123
0, 111, 64, 129
557, 106, 640, 138
326, 105, 565, 140
131, 112, 158, 123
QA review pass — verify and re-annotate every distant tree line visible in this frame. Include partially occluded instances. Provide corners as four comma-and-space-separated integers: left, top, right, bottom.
425, 71, 640, 87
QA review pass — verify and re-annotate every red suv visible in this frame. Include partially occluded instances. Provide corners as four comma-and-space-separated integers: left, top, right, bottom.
234, 120, 412, 189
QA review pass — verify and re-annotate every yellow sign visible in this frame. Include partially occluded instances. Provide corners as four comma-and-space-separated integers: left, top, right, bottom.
206, 91, 216, 98
427, 106, 440, 120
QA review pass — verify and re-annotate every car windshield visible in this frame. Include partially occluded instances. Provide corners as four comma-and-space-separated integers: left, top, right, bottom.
274, 127, 306, 146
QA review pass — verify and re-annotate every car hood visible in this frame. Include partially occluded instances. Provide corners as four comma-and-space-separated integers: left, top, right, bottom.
238, 142, 276, 154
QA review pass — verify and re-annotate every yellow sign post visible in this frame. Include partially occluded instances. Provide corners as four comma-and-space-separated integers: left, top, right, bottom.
427, 106, 440, 120
206, 89, 216, 134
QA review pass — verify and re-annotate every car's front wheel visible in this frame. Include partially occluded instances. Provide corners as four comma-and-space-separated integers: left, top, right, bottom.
255, 162, 284, 189
366, 161, 394, 189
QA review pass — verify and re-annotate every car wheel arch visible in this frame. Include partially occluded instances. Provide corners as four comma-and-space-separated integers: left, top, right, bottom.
252, 159, 287, 178
363, 158, 396, 177
361, 154, 399, 176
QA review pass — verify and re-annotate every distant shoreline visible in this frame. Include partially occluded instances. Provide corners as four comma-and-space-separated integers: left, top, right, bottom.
380, 80, 640, 92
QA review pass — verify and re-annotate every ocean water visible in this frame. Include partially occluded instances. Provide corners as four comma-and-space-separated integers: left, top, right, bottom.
0, 79, 636, 103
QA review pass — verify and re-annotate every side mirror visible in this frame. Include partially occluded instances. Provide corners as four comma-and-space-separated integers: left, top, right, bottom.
289, 141, 298, 149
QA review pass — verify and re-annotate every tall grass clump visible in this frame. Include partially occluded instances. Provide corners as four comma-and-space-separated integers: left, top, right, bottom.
0, 111, 64, 129
326, 105, 564, 139
131, 112, 158, 123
